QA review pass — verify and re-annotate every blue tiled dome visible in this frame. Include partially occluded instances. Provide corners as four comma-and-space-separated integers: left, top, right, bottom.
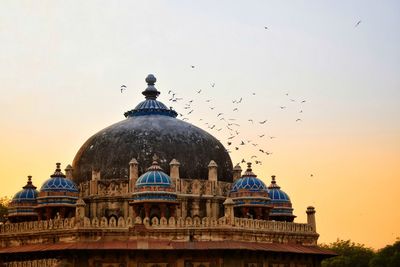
12, 188, 38, 203
267, 175, 295, 221
231, 177, 268, 193
135, 160, 173, 188
230, 165, 268, 193
267, 176, 291, 203
11, 176, 38, 204
40, 164, 79, 193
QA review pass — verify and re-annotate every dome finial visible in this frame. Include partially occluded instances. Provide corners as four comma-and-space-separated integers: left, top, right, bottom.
51, 162, 66, 178
146, 74, 157, 85
246, 162, 252, 172
142, 74, 160, 100
23, 175, 36, 189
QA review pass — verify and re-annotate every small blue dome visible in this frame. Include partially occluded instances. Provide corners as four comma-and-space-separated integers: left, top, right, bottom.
12, 188, 38, 203
230, 164, 268, 193
40, 164, 79, 193
135, 160, 173, 188
11, 176, 38, 204
231, 176, 268, 193
267, 176, 291, 203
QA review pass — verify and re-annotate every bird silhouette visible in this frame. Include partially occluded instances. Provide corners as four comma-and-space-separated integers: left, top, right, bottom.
235, 147, 239, 150
301, 100, 306, 103
211, 83, 215, 87
233, 108, 238, 111
355, 20, 362, 27
259, 120, 267, 124
196, 89, 202, 94
264, 26, 268, 30
240, 141, 245, 145
191, 65, 195, 69
296, 118, 302, 122
217, 113, 223, 117
248, 119, 254, 123
280, 106, 286, 109
241, 159, 246, 163
259, 134, 265, 138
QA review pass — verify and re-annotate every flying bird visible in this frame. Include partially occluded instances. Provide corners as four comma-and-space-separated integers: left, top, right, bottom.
217, 113, 223, 117
211, 83, 215, 87
355, 20, 362, 27
259, 120, 267, 124
191, 65, 195, 69
301, 100, 306, 103
259, 134, 265, 138
296, 118, 302, 122
241, 159, 246, 163
120, 85, 127, 93
280, 106, 286, 109
233, 108, 238, 111
264, 26, 268, 30
248, 119, 254, 123
196, 89, 202, 94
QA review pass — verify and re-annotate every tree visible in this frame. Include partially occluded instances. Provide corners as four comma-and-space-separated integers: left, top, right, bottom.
369, 239, 400, 267
0, 196, 10, 223
321, 239, 375, 267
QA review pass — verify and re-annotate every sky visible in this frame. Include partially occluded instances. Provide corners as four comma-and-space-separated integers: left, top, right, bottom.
0, 1, 399, 249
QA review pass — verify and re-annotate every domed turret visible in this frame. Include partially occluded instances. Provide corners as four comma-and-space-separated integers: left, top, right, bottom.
36, 163, 79, 220
268, 175, 296, 222
72, 74, 233, 183
229, 163, 272, 220
130, 156, 178, 219
8, 176, 39, 222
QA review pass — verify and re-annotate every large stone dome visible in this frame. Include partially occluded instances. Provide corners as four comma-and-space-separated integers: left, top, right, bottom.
72, 74, 233, 184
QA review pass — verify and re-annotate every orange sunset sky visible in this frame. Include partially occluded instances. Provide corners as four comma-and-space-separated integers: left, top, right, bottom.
0, 1, 399, 249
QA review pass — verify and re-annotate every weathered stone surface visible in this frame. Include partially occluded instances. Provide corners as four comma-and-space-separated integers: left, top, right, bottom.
72, 115, 233, 183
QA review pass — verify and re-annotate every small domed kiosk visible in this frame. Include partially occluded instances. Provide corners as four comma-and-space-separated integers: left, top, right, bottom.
130, 156, 178, 220
8, 176, 39, 223
229, 163, 272, 219
36, 163, 79, 220
268, 175, 296, 222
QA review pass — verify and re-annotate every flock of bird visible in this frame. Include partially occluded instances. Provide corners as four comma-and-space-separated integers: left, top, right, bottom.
119, 20, 363, 175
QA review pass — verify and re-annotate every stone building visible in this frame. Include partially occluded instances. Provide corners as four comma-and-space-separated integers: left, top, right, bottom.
0, 75, 335, 266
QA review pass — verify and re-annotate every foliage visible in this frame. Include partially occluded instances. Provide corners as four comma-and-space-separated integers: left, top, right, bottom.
369, 239, 400, 267
321, 239, 374, 267
0, 196, 11, 222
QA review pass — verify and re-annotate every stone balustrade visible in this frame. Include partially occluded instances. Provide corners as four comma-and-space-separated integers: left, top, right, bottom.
0, 216, 314, 235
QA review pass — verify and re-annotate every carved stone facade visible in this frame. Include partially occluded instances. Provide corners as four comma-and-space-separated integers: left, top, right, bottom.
0, 75, 335, 266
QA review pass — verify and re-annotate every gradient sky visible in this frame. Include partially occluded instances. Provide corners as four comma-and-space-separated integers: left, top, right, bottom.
0, 1, 399, 249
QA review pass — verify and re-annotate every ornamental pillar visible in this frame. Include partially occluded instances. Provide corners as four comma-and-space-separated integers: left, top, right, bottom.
129, 158, 139, 192
306, 206, 317, 232
232, 164, 242, 182
169, 159, 180, 192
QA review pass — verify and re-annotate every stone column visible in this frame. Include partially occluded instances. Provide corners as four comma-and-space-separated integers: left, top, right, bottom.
91, 201, 97, 218
306, 206, 317, 232
232, 164, 242, 181
211, 199, 219, 218
192, 199, 200, 217
169, 159, 180, 192
160, 204, 167, 218
144, 203, 150, 218
75, 198, 86, 224
206, 199, 212, 218
129, 158, 139, 192
223, 198, 235, 225
208, 160, 218, 181
123, 200, 129, 219
64, 164, 74, 180
181, 199, 188, 218
89, 169, 100, 195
